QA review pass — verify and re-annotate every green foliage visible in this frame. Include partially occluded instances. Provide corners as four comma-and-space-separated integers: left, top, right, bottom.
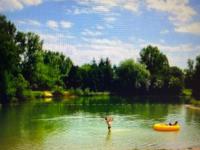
33, 51, 60, 90
190, 99, 200, 107
16, 32, 72, 90
3, 72, 16, 100
182, 89, 192, 97
139, 45, 185, 95
69, 88, 84, 96
184, 59, 194, 89
52, 86, 64, 97
65, 58, 113, 91
0, 15, 24, 103
184, 56, 200, 99
139, 45, 169, 75
0, 15, 73, 103
168, 77, 183, 94
115, 59, 150, 94
15, 74, 29, 99
43, 50, 72, 88
167, 66, 184, 95
192, 56, 200, 99
18, 32, 43, 85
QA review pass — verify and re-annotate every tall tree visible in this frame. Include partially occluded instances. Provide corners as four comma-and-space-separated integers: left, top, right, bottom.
139, 45, 169, 75
115, 59, 150, 94
42, 50, 72, 89
0, 15, 24, 103
184, 59, 195, 89
18, 32, 43, 87
167, 66, 184, 95
139, 45, 169, 92
192, 56, 200, 99
98, 58, 113, 91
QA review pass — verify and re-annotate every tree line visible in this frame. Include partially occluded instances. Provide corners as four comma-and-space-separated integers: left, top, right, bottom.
0, 14, 200, 104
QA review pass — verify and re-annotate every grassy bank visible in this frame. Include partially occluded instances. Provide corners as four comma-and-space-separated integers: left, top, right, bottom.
23, 89, 110, 99
182, 89, 200, 107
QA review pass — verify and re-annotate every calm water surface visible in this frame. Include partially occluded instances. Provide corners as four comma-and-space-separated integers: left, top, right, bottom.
0, 96, 200, 150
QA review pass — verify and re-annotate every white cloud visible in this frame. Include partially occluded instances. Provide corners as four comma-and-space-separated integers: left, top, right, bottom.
39, 33, 75, 44
37, 31, 200, 68
16, 19, 41, 26
122, 0, 139, 12
175, 22, 200, 35
66, 5, 116, 15
104, 17, 117, 23
72, 38, 139, 65
96, 25, 104, 30
40, 33, 138, 65
139, 41, 200, 67
145, 0, 200, 35
139, 41, 195, 53
0, 0, 42, 12
92, 5, 110, 13
160, 29, 169, 34
146, 0, 196, 24
66, 7, 92, 15
46, 20, 73, 30
81, 29, 102, 37
60, 21, 73, 29
46, 20, 58, 30
75, 0, 140, 14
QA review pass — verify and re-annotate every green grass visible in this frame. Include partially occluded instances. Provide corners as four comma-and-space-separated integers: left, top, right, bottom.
23, 90, 44, 98
182, 89, 192, 97
181, 89, 200, 107
22, 89, 110, 100
190, 99, 200, 107
68, 88, 110, 96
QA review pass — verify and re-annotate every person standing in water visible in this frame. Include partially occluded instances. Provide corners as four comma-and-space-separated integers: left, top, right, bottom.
105, 116, 113, 131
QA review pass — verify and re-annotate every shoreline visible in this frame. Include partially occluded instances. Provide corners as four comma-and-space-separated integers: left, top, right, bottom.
185, 104, 200, 110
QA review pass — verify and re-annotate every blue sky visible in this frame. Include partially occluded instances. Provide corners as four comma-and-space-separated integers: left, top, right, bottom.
1, 0, 200, 68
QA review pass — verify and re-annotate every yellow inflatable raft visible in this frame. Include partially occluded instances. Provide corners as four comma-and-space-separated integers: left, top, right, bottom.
153, 123, 180, 131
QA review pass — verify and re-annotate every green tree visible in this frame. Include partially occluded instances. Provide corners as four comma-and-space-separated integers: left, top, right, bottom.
16, 32, 43, 87
42, 51, 72, 89
115, 59, 150, 94
139, 45, 170, 92
167, 66, 184, 95
192, 56, 200, 99
98, 58, 113, 91
139, 45, 169, 75
184, 59, 194, 89
0, 15, 24, 103
65, 66, 82, 89
15, 74, 29, 99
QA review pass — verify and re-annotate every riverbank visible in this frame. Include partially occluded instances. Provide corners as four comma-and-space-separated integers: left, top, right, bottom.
23, 89, 110, 99
185, 104, 200, 111
182, 89, 200, 109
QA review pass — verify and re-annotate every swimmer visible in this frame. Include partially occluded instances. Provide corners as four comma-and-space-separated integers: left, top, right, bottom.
105, 116, 113, 131
169, 121, 178, 126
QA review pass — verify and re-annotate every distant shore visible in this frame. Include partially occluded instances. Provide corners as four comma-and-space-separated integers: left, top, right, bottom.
185, 104, 200, 110
23, 90, 110, 99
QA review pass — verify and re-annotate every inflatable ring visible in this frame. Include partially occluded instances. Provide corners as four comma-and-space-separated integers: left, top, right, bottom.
153, 123, 180, 131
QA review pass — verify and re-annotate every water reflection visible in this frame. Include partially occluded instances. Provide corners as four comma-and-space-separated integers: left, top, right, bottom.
106, 130, 112, 141
0, 96, 200, 150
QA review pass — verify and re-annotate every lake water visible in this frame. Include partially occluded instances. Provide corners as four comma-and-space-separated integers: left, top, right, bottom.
0, 96, 200, 150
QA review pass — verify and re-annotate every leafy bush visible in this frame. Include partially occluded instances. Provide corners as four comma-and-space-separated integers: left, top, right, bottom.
15, 74, 29, 100
52, 86, 64, 97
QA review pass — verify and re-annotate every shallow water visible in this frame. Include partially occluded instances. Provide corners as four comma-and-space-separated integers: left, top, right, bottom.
0, 96, 200, 150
